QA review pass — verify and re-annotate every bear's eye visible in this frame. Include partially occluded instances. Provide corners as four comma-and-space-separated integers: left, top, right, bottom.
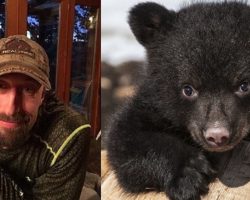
235, 81, 250, 97
239, 82, 249, 93
182, 85, 197, 98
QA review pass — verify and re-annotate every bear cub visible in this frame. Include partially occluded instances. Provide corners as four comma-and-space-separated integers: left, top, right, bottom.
107, 1, 250, 200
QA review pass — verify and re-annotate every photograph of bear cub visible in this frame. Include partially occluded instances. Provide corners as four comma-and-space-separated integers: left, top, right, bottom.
106, 1, 250, 200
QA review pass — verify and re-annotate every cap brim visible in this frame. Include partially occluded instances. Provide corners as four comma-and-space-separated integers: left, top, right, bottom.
0, 64, 51, 90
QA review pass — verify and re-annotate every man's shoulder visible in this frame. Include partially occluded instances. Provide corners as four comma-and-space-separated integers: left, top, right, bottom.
34, 92, 90, 151
40, 91, 89, 130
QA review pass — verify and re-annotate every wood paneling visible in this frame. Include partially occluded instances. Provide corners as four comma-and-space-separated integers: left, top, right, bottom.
75, 0, 100, 8
6, 0, 27, 36
56, 0, 75, 102
90, 8, 100, 137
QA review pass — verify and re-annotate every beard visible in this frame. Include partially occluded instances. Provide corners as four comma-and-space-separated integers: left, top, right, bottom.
0, 112, 32, 150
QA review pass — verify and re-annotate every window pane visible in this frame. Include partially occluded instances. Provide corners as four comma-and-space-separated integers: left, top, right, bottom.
0, 0, 5, 38
27, 0, 59, 89
69, 5, 97, 116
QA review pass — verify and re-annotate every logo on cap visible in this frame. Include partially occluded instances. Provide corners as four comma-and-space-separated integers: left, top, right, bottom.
0, 38, 35, 58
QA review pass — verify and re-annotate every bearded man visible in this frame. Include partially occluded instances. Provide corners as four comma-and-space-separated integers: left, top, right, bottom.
0, 35, 90, 200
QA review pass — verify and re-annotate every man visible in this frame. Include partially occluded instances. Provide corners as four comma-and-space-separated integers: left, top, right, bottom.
0, 35, 90, 199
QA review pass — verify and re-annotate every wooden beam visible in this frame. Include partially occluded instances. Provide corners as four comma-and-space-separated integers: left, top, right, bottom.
6, 0, 27, 36
56, 0, 75, 102
75, 0, 100, 7
90, 8, 100, 137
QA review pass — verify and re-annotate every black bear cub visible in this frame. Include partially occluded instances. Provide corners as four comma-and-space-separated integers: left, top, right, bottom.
106, 1, 250, 200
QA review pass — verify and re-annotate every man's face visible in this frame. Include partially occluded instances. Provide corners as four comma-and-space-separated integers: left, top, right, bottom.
0, 73, 44, 150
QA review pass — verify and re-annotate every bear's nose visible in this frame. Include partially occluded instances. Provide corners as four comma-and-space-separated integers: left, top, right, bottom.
204, 127, 229, 146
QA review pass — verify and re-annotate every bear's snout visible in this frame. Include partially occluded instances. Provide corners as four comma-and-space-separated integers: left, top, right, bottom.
203, 127, 230, 147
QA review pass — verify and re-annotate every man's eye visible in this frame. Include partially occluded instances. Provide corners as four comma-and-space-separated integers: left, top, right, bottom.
23, 87, 36, 95
0, 83, 8, 90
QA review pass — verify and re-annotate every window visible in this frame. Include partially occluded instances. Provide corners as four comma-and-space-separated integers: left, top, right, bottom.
0, 0, 5, 38
69, 5, 97, 117
27, 0, 59, 89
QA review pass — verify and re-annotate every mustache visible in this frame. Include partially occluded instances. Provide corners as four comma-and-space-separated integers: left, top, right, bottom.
0, 113, 30, 124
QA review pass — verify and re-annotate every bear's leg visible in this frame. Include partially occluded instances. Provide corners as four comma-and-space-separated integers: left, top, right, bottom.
108, 133, 216, 200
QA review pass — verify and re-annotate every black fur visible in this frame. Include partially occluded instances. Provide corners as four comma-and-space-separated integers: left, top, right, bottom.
106, 1, 250, 200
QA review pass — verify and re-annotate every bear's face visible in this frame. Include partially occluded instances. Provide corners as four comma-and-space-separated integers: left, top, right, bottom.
129, 2, 250, 152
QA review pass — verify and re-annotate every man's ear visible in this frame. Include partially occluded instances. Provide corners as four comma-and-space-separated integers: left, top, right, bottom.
128, 2, 177, 46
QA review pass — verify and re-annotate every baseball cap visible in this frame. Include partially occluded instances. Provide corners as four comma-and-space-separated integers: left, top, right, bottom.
0, 35, 51, 90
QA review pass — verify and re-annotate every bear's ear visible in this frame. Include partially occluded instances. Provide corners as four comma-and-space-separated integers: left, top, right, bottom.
128, 2, 176, 46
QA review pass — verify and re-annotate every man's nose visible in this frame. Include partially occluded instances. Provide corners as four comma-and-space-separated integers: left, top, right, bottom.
5, 89, 22, 116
